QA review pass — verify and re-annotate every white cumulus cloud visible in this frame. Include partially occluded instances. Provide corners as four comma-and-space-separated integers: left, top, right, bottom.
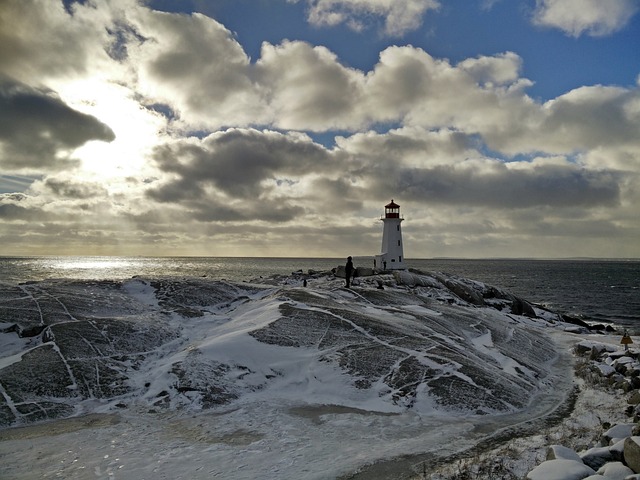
294, 0, 440, 36
533, 0, 639, 37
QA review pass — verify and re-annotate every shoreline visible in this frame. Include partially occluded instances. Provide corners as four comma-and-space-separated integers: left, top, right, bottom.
0, 271, 635, 479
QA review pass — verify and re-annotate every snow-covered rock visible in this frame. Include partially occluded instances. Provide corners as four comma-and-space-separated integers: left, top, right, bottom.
547, 444, 583, 462
0, 273, 567, 427
0, 271, 585, 479
526, 459, 596, 480
598, 364, 617, 376
582, 446, 618, 470
596, 460, 634, 478
604, 423, 636, 444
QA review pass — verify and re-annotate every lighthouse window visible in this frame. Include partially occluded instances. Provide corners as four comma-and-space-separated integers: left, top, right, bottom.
397, 240, 401, 246
399, 256, 402, 262
397, 226, 400, 231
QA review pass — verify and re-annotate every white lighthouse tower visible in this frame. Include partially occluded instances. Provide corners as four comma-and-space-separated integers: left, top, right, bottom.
374, 200, 405, 270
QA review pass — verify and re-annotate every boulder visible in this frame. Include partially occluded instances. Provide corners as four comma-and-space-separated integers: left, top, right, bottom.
511, 297, 537, 317
334, 266, 374, 279
354, 267, 374, 277
604, 423, 635, 444
562, 314, 590, 328
597, 364, 616, 377
574, 341, 599, 355
624, 437, 640, 473
334, 265, 347, 278
610, 438, 626, 461
526, 459, 595, 480
596, 461, 634, 478
547, 445, 582, 461
581, 446, 616, 470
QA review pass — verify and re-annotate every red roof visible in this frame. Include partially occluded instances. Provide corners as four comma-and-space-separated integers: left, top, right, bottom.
385, 200, 400, 208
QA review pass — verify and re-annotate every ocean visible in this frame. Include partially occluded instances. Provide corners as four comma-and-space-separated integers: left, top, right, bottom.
1, 256, 638, 331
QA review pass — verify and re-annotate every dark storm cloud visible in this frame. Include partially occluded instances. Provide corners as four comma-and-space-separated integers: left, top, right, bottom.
150, 128, 332, 200
369, 161, 621, 208
0, 77, 115, 171
146, 128, 335, 223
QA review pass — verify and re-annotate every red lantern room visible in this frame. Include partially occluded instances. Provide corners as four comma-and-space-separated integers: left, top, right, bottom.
384, 200, 400, 218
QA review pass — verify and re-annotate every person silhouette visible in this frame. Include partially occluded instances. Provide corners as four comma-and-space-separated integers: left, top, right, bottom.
345, 256, 354, 288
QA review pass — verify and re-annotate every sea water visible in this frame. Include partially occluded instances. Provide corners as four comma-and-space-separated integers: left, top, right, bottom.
0, 256, 638, 330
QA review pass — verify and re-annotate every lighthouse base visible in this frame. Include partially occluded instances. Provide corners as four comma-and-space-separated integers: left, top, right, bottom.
374, 254, 405, 271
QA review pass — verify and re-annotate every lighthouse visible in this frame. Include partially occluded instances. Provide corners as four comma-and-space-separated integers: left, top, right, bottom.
374, 200, 405, 270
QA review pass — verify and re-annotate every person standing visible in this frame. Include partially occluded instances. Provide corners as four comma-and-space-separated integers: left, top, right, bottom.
345, 256, 354, 288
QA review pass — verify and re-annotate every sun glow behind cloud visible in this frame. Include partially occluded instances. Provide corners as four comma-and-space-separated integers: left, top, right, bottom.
55, 78, 165, 182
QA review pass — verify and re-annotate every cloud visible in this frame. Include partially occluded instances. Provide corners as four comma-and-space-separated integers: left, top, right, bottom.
360, 47, 539, 143
147, 129, 335, 222
336, 128, 623, 209
484, 85, 640, 158
41, 176, 109, 200
294, 0, 441, 36
532, 0, 640, 37
126, 8, 262, 129
0, 77, 115, 172
0, 0, 115, 83
0, 192, 49, 222
256, 41, 365, 130
457, 52, 523, 86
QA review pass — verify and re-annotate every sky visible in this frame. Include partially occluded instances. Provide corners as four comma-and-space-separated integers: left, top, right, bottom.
0, 0, 639, 259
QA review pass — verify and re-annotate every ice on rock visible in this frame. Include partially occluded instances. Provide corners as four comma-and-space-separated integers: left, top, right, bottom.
0, 273, 568, 424
0, 272, 578, 479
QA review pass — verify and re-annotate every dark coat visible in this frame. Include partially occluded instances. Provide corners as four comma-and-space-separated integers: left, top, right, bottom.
345, 259, 354, 277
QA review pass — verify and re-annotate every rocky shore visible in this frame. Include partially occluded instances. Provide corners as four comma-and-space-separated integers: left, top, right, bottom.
525, 340, 640, 480
0, 267, 628, 479
414, 335, 639, 480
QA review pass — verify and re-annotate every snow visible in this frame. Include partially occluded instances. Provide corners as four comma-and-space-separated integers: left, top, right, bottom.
549, 444, 584, 462
605, 423, 636, 443
469, 330, 536, 378
0, 272, 629, 479
597, 461, 634, 478
597, 363, 616, 376
527, 459, 596, 480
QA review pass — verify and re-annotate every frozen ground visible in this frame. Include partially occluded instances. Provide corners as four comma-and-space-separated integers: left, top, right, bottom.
0, 270, 591, 479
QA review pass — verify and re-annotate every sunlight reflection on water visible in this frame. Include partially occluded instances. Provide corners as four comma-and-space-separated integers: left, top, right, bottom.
54, 258, 136, 270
